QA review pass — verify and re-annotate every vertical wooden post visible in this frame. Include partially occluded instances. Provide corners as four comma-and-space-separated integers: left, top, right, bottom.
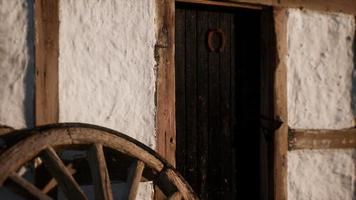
273, 8, 288, 200
155, 0, 175, 199
155, 0, 176, 166
35, 0, 59, 126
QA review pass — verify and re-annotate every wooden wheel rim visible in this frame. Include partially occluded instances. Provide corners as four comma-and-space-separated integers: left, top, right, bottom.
0, 123, 198, 200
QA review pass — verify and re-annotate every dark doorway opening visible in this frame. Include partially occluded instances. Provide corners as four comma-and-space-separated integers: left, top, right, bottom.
175, 3, 274, 200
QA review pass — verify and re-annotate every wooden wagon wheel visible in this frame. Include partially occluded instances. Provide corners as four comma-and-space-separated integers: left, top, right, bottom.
0, 123, 198, 200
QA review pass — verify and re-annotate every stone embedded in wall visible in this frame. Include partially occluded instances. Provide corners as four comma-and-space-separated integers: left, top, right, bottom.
287, 9, 355, 129
0, 0, 35, 129
288, 149, 356, 200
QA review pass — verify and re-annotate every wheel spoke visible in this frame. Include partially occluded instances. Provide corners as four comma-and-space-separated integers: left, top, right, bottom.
42, 163, 76, 194
126, 160, 145, 200
168, 191, 182, 200
6, 173, 52, 200
87, 144, 113, 200
40, 147, 87, 200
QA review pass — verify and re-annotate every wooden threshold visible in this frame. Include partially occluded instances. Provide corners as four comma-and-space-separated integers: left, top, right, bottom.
176, 0, 263, 10
289, 128, 356, 150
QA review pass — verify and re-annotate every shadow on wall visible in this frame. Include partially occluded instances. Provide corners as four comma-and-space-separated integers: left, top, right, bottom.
24, 0, 35, 128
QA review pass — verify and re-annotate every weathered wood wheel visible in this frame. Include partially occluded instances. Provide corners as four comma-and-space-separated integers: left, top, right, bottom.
0, 123, 198, 200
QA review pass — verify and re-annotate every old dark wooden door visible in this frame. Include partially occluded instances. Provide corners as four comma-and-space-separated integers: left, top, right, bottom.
175, 3, 268, 200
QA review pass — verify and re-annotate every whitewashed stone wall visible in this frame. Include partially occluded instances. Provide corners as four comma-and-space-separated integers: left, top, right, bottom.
0, 0, 34, 129
0, 0, 34, 199
58, 0, 157, 199
287, 9, 356, 200
59, 0, 157, 149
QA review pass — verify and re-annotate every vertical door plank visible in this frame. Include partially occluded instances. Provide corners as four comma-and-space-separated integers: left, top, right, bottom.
219, 12, 232, 200
87, 144, 113, 200
207, 11, 220, 199
196, 10, 209, 199
35, 0, 59, 126
230, 13, 237, 200
175, 8, 187, 178
235, 11, 262, 200
234, 11, 245, 198
260, 10, 275, 200
184, 9, 198, 192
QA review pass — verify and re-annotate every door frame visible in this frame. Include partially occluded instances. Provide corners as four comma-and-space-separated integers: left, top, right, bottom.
155, 1, 287, 200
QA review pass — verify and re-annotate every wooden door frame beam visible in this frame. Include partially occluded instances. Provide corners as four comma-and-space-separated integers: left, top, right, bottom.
155, 0, 176, 166
176, 0, 356, 15
273, 8, 288, 200
229, 0, 356, 15
176, 0, 264, 10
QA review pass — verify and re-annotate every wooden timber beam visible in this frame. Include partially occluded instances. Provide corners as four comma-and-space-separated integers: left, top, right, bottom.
35, 0, 59, 126
229, 0, 356, 15
289, 128, 356, 150
176, 0, 263, 10
155, 0, 175, 199
273, 8, 288, 200
178, 0, 356, 15
0, 125, 15, 136
155, 0, 176, 166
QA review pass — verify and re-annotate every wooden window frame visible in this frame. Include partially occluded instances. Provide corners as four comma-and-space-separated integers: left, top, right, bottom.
155, 1, 355, 200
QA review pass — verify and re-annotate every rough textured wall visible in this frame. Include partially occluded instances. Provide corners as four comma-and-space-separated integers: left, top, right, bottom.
287, 9, 356, 200
59, 0, 157, 199
0, 0, 34, 199
0, 0, 34, 129
289, 150, 356, 200
59, 0, 157, 148
287, 9, 355, 129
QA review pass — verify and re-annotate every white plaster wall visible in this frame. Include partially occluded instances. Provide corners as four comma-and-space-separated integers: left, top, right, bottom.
287, 9, 356, 200
288, 150, 356, 200
0, 0, 34, 199
0, 0, 34, 129
287, 9, 355, 129
59, 0, 157, 199
59, 0, 157, 148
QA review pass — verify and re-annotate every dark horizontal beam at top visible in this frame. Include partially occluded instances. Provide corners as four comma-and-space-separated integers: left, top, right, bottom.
176, 0, 263, 10
289, 128, 356, 150
178, 0, 356, 15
